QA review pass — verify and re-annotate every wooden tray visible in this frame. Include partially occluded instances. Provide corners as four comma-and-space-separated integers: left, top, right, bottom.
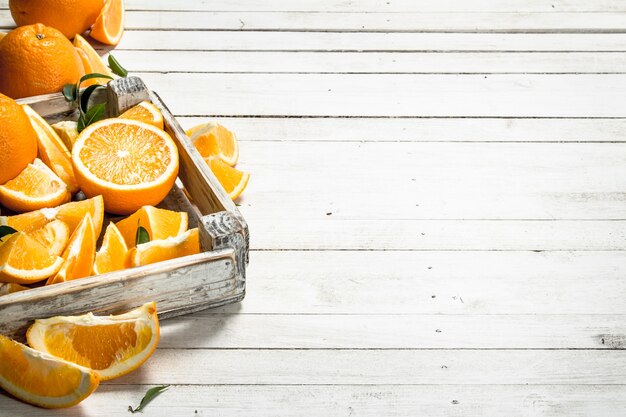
0, 77, 249, 339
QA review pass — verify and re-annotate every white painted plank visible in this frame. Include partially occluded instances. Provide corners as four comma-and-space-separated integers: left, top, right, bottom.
140, 73, 626, 117
211, 251, 626, 315
116, 31, 626, 52
114, 51, 626, 74
3, 385, 625, 417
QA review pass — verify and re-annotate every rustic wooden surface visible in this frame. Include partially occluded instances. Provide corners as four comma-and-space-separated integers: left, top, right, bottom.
1, 1, 626, 415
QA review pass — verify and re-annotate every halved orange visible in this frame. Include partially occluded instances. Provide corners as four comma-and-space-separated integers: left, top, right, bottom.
93, 223, 128, 275
27, 302, 159, 381
119, 101, 164, 130
0, 196, 104, 237
0, 232, 63, 284
0, 282, 29, 296
205, 156, 250, 200
187, 122, 239, 166
72, 119, 179, 215
47, 214, 96, 285
128, 228, 200, 267
0, 334, 99, 409
115, 206, 188, 248
23, 105, 79, 194
73, 34, 114, 86
0, 159, 70, 213
90, 0, 125, 46
28, 220, 71, 257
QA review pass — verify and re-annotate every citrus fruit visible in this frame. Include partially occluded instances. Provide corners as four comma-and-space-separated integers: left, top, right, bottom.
47, 214, 96, 285
93, 223, 128, 275
28, 220, 70, 257
90, 0, 125, 45
0, 24, 83, 99
0, 195, 104, 236
115, 206, 188, 248
0, 232, 63, 284
0, 159, 70, 213
0, 334, 99, 408
27, 302, 160, 381
73, 34, 114, 86
51, 121, 80, 151
119, 101, 164, 130
205, 156, 250, 200
72, 119, 179, 215
0, 282, 29, 295
0, 93, 38, 184
23, 105, 80, 193
9, 0, 105, 40
187, 122, 239, 166
128, 228, 200, 267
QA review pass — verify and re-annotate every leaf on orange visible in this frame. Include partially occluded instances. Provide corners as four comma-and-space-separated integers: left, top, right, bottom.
115, 206, 188, 249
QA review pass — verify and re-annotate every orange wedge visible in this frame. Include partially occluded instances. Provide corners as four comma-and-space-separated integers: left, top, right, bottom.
72, 119, 179, 215
27, 302, 159, 381
90, 0, 125, 46
23, 105, 79, 194
187, 122, 239, 166
115, 206, 188, 248
0, 196, 104, 237
0, 159, 70, 213
0, 232, 63, 284
47, 214, 96, 285
93, 223, 128, 275
0, 282, 29, 295
119, 101, 164, 130
28, 220, 70, 257
0, 334, 99, 409
73, 34, 115, 86
128, 228, 200, 267
205, 156, 250, 200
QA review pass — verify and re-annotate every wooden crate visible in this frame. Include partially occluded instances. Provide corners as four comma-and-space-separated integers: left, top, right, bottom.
0, 77, 249, 339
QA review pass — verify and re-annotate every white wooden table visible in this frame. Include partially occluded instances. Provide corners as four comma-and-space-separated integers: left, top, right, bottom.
2, 1, 626, 415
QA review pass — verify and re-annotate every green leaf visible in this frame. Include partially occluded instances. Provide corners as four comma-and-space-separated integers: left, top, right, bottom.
135, 225, 150, 246
0, 225, 17, 239
79, 73, 113, 85
80, 84, 102, 114
128, 385, 169, 413
62, 83, 77, 102
108, 54, 128, 77
77, 103, 106, 132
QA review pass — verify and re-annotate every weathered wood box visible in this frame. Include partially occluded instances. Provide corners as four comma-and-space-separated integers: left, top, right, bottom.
0, 77, 248, 339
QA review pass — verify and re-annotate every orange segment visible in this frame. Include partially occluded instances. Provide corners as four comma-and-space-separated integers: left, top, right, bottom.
0, 334, 99, 409
205, 156, 250, 200
0, 232, 63, 284
187, 122, 239, 166
128, 228, 200, 267
27, 302, 159, 381
72, 119, 179, 215
51, 121, 80, 151
93, 223, 128, 275
23, 105, 79, 194
90, 0, 125, 46
27, 220, 70, 257
73, 34, 114, 85
0, 159, 70, 213
119, 101, 164, 130
0, 282, 30, 296
115, 206, 188, 248
47, 214, 96, 285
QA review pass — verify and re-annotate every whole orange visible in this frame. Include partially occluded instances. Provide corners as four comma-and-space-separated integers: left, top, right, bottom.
0, 24, 84, 99
9, 0, 105, 39
0, 94, 38, 184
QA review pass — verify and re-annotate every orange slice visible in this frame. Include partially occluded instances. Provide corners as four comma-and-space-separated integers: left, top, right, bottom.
0, 196, 104, 237
0, 282, 30, 296
28, 220, 70, 257
72, 119, 179, 215
90, 0, 125, 46
115, 206, 188, 248
205, 156, 250, 200
0, 334, 99, 409
73, 34, 115, 86
119, 101, 164, 130
27, 302, 159, 381
187, 122, 239, 166
23, 105, 79, 194
47, 214, 96, 285
93, 223, 128, 275
0, 232, 63, 284
128, 228, 200, 267
51, 121, 80, 151
0, 159, 70, 213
